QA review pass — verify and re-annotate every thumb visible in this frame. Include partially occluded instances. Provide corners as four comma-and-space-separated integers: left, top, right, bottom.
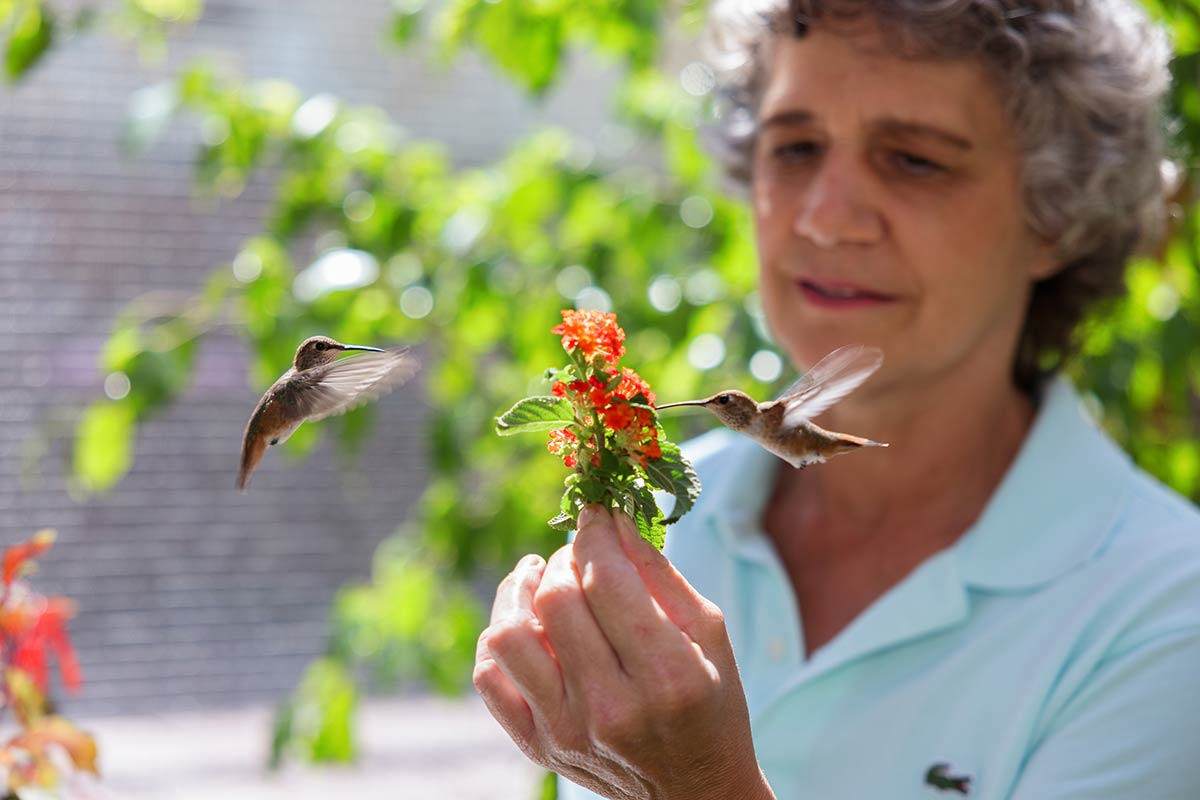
610, 510, 727, 648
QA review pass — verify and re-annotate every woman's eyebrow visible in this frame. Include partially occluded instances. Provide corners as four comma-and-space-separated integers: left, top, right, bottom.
759, 110, 975, 152
874, 116, 974, 151
758, 109, 816, 129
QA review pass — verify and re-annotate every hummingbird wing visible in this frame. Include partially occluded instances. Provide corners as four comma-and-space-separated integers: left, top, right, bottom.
778, 344, 883, 429
284, 347, 419, 422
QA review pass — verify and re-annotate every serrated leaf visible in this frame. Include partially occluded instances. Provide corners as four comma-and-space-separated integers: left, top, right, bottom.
643, 440, 701, 524
548, 512, 575, 530
494, 395, 575, 435
631, 483, 666, 551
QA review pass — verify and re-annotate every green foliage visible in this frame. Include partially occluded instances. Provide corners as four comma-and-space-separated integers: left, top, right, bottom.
435, 0, 668, 96
538, 769, 559, 800
270, 657, 358, 767
644, 439, 701, 524
495, 397, 576, 436
2, 0, 200, 82
72, 402, 135, 493
2, 0, 54, 80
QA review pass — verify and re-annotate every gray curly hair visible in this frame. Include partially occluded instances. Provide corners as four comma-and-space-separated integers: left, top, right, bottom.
702, 0, 1174, 392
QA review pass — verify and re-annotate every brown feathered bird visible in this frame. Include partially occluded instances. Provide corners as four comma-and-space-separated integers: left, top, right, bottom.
656, 344, 887, 468
237, 336, 417, 491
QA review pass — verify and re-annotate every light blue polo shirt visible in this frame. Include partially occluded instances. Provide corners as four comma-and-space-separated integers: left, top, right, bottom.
560, 379, 1200, 799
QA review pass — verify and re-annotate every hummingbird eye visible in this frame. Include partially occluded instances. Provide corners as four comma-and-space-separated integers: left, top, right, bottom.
717, 395, 731, 405
315, 342, 326, 351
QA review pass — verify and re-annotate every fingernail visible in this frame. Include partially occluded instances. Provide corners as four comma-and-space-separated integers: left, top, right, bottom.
613, 511, 640, 545
519, 553, 544, 570
577, 504, 607, 530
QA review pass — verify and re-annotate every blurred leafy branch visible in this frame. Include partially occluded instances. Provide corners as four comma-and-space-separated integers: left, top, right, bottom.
6, 0, 1200, 778
1, 0, 201, 81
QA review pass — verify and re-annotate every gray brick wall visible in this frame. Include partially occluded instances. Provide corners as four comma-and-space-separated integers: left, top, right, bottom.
0, 0, 615, 715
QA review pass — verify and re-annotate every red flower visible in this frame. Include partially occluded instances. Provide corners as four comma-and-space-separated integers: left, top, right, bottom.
603, 402, 636, 431
613, 367, 656, 406
547, 428, 580, 469
3, 530, 55, 588
552, 309, 626, 366
2, 531, 83, 694
1, 596, 82, 693
547, 428, 577, 454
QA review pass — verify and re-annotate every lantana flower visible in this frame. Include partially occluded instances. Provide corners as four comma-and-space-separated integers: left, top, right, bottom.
497, 309, 699, 549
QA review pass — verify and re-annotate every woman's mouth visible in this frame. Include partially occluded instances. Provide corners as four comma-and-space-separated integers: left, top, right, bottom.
797, 279, 896, 309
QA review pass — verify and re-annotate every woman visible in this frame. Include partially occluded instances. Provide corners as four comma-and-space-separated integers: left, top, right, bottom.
475, 1, 1200, 797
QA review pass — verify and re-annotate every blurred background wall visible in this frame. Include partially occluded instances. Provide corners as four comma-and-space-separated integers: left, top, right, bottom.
0, 0, 617, 716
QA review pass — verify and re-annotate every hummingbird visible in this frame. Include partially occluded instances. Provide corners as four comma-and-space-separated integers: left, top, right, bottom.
656, 344, 887, 468
237, 335, 418, 491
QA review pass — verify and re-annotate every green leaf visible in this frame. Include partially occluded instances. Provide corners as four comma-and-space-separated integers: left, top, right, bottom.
391, 0, 423, 45
547, 512, 574, 530
73, 401, 136, 493
5, 0, 54, 81
631, 482, 665, 551
269, 700, 294, 771
495, 395, 574, 435
280, 657, 358, 765
539, 770, 559, 800
642, 439, 701, 524
474, 2, 564, 96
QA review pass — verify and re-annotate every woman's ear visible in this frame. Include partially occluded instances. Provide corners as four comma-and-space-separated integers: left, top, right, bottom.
1028, 237, 1064, 282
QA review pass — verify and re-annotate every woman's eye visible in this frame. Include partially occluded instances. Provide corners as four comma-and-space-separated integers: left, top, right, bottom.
892, 151, 944, 176
772, 140, 821, 162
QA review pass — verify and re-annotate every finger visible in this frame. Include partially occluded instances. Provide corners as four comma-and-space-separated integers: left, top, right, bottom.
571, 506, 695, 678
491, 553, 545, 626
610, 510, 729, 652
533, 541, 623, 697
474, 641, 538, 758
484, 555, 567, 723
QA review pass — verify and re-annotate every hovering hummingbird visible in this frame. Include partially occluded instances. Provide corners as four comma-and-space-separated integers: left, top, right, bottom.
237, 335, 418, 491
656, 344, 887, 468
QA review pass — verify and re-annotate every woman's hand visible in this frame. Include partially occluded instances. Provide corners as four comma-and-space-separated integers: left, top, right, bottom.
474, 505, 774, 800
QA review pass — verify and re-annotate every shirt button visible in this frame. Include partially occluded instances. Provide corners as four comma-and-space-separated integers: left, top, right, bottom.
767, 637, 786, 662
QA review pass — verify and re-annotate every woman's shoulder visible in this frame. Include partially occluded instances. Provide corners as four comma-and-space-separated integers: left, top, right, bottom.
1080, 462, 1200, 640
1104, 464, 1200, 564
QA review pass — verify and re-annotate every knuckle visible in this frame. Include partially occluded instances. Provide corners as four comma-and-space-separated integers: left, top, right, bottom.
484, 617, 537, 660
533, 578, 580, 623
656, 673, 715, 716
695, 598, 727, 636
589, 698, 644, 747
471, 657, 502, 694
475, 627, 492, 661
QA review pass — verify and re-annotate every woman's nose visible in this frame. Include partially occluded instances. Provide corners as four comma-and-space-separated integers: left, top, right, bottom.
793, 156, 883, 249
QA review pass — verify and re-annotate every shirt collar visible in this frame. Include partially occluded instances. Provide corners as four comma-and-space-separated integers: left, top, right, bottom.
954, 377, 1131, 591
696, 377, 1131, 593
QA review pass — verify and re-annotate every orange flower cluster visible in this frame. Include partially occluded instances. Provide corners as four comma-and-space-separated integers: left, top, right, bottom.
0, 596, 82, 693
1, 531, 82, 694
548, 355, 662, 468
547, 428, 580, 469
552, 309, 626, 366
0, 531, 97, 796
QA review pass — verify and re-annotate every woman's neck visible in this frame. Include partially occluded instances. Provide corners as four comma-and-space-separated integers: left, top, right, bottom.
768, 356, 1037, 563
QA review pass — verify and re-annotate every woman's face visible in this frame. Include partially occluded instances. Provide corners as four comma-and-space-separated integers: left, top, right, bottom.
752, 21, 1058, 398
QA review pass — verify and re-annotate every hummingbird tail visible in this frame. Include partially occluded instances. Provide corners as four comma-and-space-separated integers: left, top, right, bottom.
834, 433, 888, 450
237, 434, 268, 492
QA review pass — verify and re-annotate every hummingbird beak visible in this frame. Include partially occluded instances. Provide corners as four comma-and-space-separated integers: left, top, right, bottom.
339, 344, 385, 352
654, 399, 709, 410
